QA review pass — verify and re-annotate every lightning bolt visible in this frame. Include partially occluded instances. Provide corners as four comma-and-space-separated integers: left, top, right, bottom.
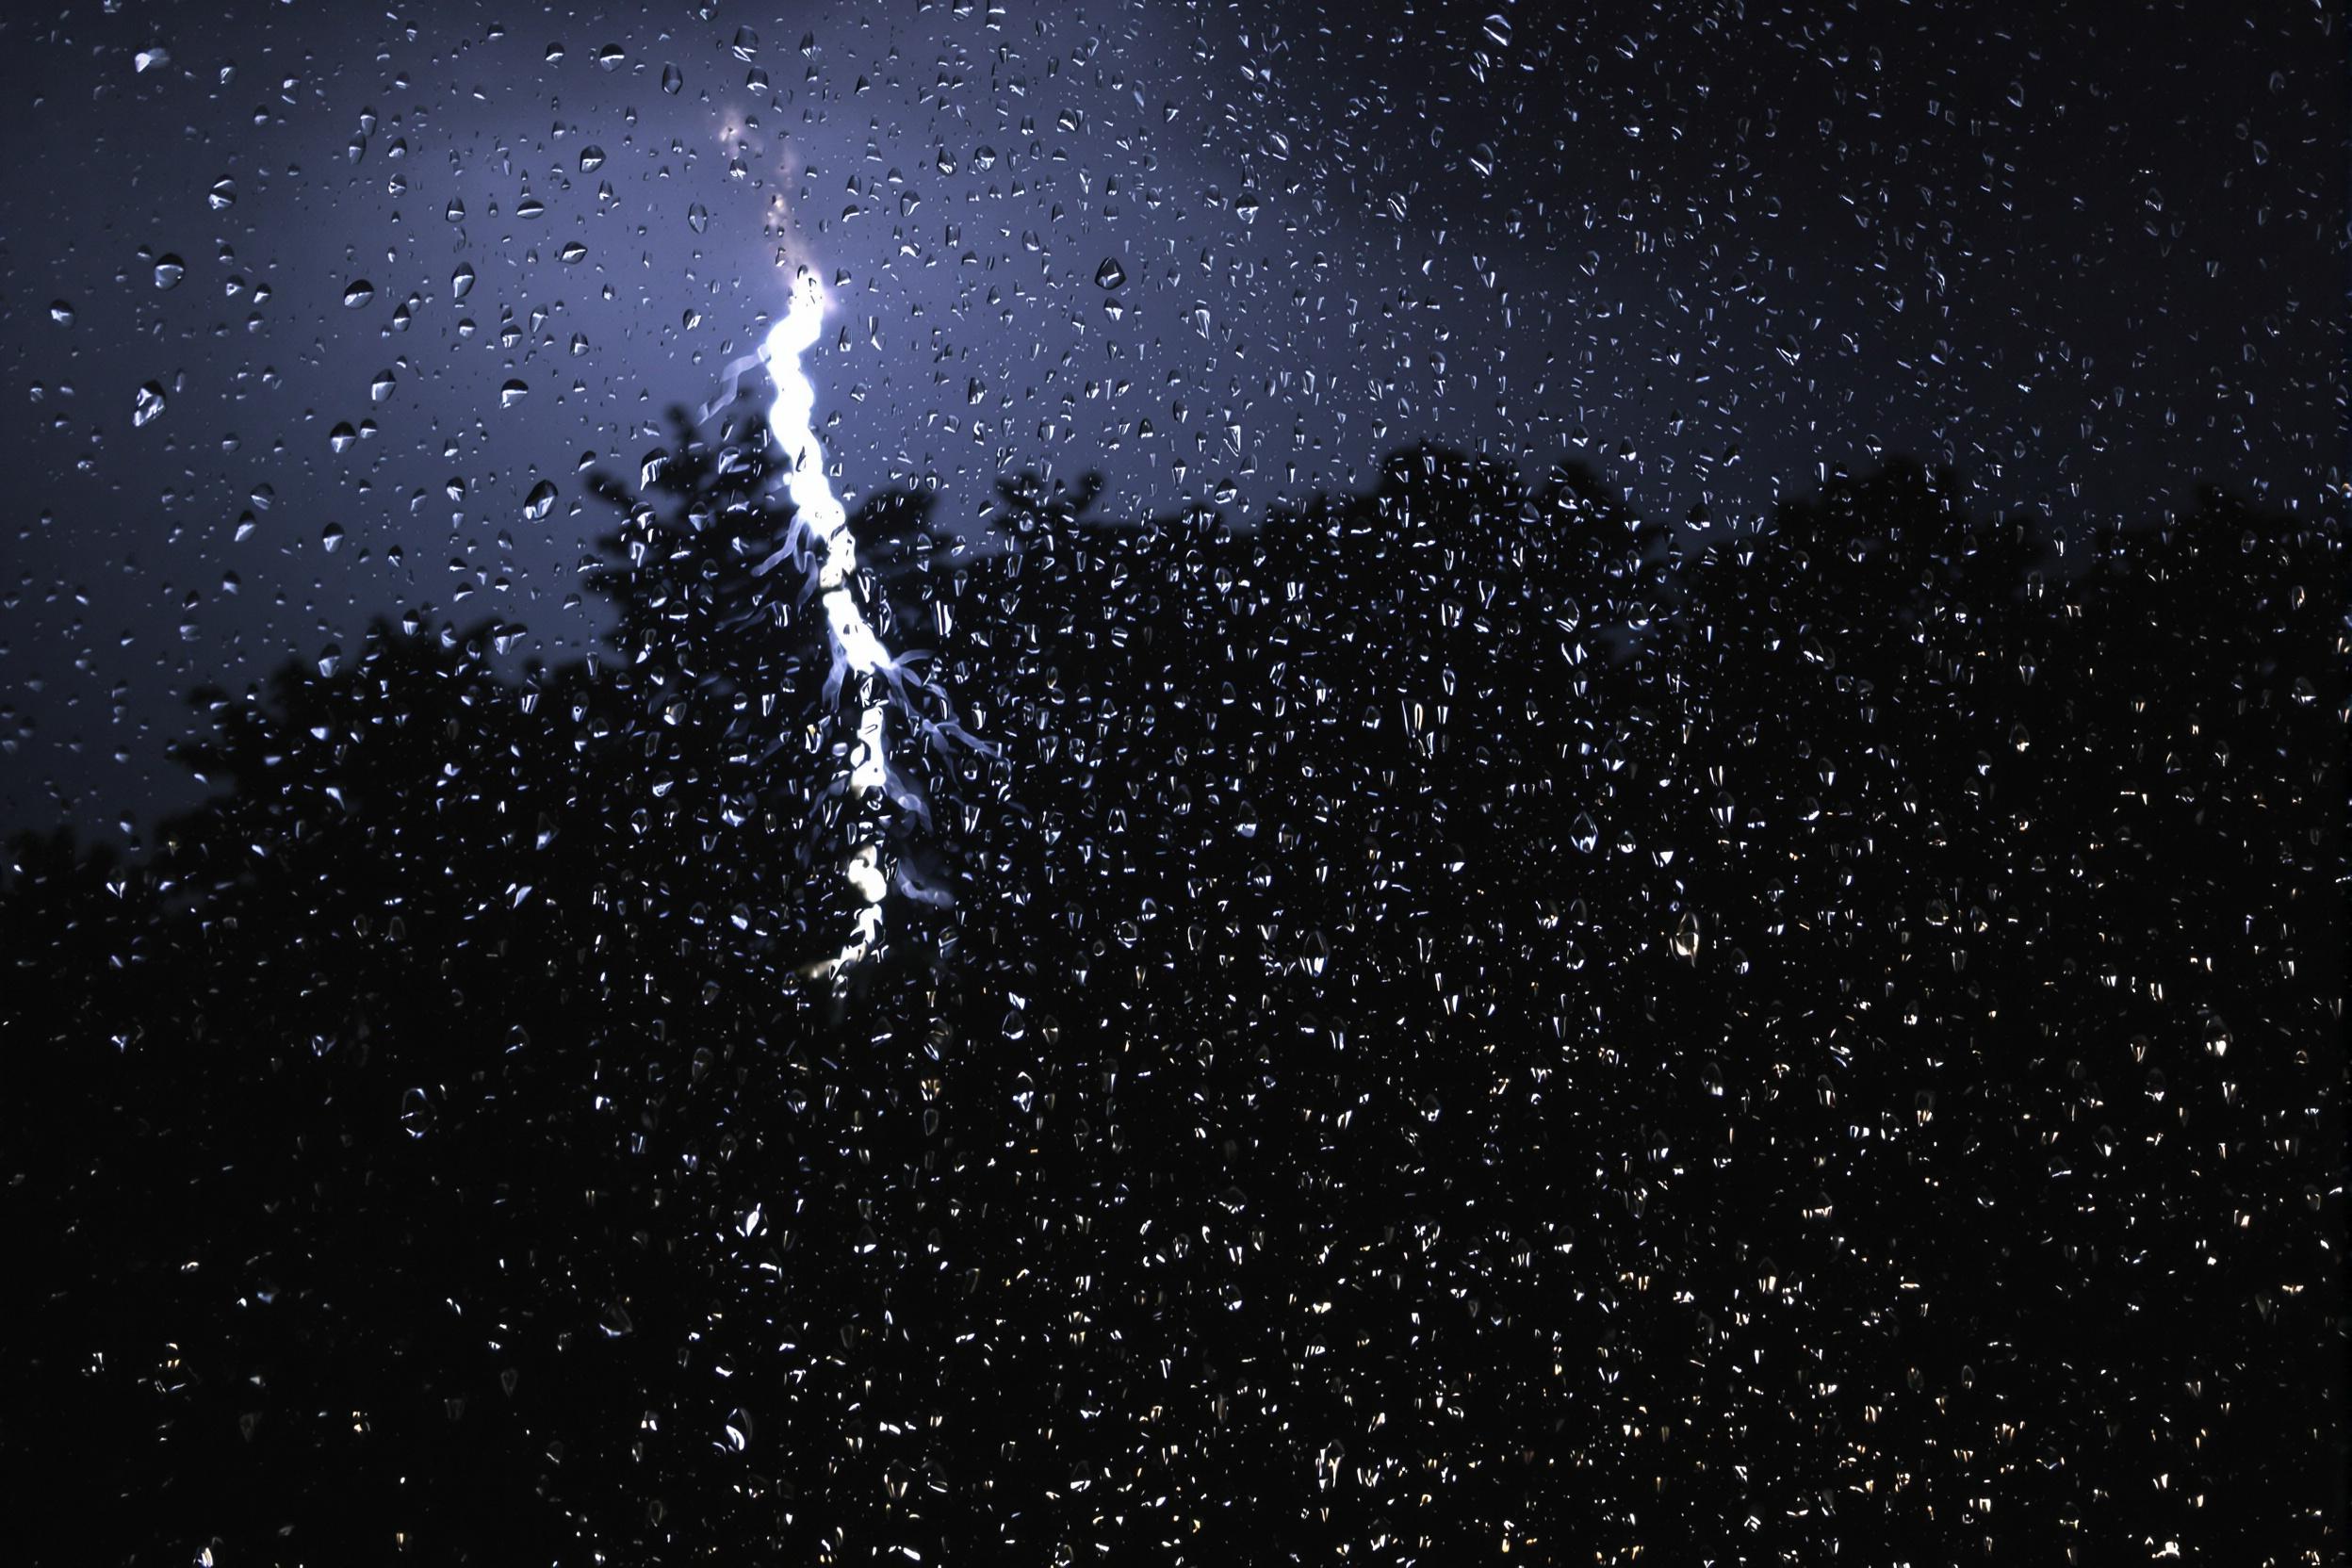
758, 270, 899, 979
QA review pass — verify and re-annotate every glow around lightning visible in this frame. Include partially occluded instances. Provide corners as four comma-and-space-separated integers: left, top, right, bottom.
759, 270, 898, 978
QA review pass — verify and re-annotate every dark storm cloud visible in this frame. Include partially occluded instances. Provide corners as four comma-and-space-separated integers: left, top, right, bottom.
0, 0, 2341, 835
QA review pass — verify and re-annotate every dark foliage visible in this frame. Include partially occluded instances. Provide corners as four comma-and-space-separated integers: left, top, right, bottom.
5, 425, 2341, 1565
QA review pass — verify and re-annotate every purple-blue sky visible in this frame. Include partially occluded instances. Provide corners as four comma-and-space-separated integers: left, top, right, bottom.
2, 0, 2343, 839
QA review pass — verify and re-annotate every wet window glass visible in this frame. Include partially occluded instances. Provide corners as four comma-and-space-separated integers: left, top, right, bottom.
4, 2, 2343, 1561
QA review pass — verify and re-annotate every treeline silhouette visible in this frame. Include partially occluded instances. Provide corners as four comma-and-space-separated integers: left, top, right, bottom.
4, 414, 2341, 1565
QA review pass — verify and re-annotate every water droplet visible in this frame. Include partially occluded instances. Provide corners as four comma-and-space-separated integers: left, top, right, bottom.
523, 480, 559, 520
153, 255, 186, 289
342, 279, 375, 308
132, 382, 168, 427
450, 263, 476, 300
207, 178, 236, 209
662, 63, 684, 94
1672, 911, 1704, 959
134, 47, 172, 74
499, 379, 530, 408
1094, 256, 1126, 288
48, 300, 74, 326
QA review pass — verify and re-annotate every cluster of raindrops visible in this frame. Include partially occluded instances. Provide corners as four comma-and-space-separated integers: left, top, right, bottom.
7, 1, 2337, 837
5, 433, 2337, 1563
0, 2, 2341, 1563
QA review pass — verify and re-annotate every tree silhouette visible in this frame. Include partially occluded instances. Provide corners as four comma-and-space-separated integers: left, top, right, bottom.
4, 435, 2340, 1565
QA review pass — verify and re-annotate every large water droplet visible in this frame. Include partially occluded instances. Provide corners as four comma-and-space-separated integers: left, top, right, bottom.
1672, 911, 1704, 959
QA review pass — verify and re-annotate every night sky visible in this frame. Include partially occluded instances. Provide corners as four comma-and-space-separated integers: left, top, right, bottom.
0, 0, 2341, 836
